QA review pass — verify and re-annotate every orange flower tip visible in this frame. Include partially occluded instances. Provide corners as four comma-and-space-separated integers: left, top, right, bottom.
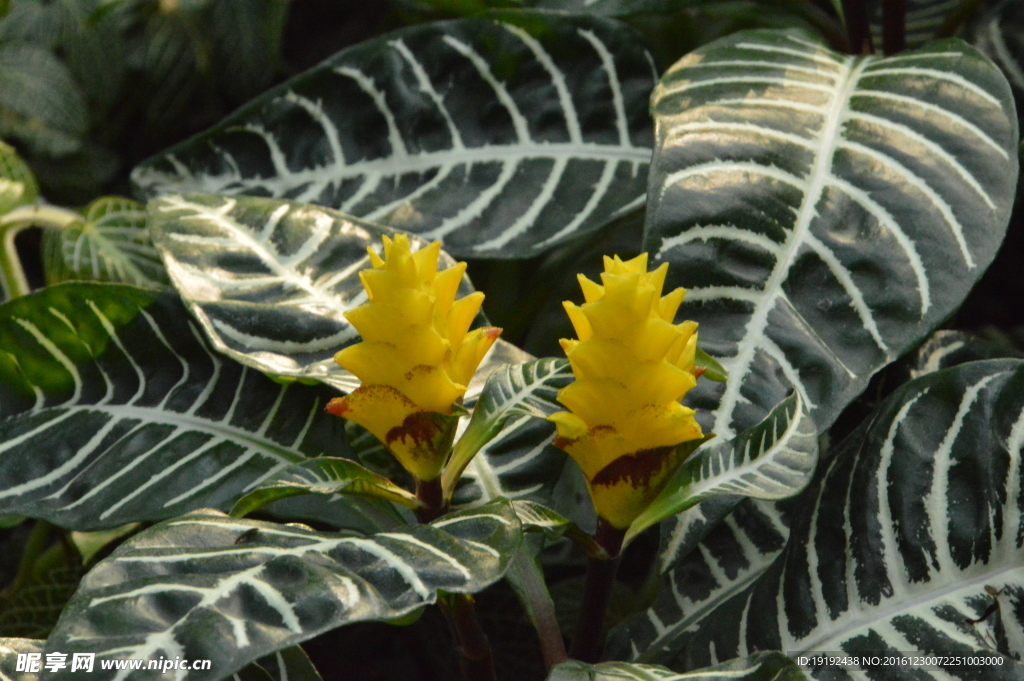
692, 367, 707, 380
484, 327, 502, 341
324, 397, 351, 417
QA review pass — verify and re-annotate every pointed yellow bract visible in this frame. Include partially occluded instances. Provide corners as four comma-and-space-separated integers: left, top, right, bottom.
326, 234, 501, 481
549, 253, 706, 529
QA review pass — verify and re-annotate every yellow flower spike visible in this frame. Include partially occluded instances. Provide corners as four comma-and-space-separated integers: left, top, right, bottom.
549, 253, 709, 530
325, 234, 501, 482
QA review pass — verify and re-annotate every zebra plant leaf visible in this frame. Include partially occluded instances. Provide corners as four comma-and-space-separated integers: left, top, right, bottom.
625, 392, 817, 545
547, 652, 806, 681
41, 197, 170, 291
0, 282, 350, 530
647, 30, 1019, 443
443, 358, 572, 500
231, 457, 422, 518
513, 499, 606, 558
44, 500, 522, 681
0, 638, 44, 681
638, 360, 1024, 673
147, 192, 515, 394
132, 12, 655, 258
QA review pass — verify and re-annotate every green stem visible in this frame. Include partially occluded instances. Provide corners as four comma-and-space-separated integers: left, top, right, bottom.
568, 518, 626, 663
0, 205, 81, 300
439, 592, 498, 681
507, 547, 567, 671
882, 0, 906, 54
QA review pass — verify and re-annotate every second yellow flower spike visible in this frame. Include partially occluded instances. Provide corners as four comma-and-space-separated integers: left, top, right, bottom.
549, 253, 706, 529
326, 234, 501, 481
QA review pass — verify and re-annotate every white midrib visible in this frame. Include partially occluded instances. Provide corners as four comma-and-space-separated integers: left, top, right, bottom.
711, 55, 865, 440
137, 142, 653, 194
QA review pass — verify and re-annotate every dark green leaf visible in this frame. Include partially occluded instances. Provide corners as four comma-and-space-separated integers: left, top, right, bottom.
45, 500, 522, 681
146, 193, 489, 393
647, 30, 1019, 442
630, 360, 1024, 674
132, 12, 655, 258
231, 457, 422, 517
0, 43, 87, 157
0, 283, 349, 530
546, 651, 807, 680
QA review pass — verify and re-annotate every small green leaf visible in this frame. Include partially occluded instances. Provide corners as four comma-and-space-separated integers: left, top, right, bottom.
625, 392, 816, 545
231, 457, 422, 517
694, 347, 727, 383
513, 500, 606, 559
42, 197, 171, 290
443, 358, 572, 500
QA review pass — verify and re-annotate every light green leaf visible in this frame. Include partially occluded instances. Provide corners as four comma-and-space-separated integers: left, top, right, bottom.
231, 457, 422, 517
647, 30, 1019, 443
41, 197, 171, 290
132, 12, 656, 258
0, 282, 351, 530
443, 358, 572, 500
625, 392, 817, 545
0, 140, 37, 215
513, 499, 606, 558
45, 500, 522, 681
547, 652, 807, 680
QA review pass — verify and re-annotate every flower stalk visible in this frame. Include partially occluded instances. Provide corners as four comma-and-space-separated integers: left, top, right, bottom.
568, 518, 626, 663
439, 592, 498, 681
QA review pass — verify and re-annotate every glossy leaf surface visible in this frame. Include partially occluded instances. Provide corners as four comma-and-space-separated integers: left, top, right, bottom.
231, 457, 421, 517
0, 283, 348, 530
132, 13, 655, 258
646, 30, 1019, 441
45, 500, 521, 681
629, 360, 1024, 675
147, 193, 502, 394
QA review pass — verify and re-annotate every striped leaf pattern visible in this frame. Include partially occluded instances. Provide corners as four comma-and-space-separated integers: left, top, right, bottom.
45, 500, 521, 681
0, 638, 42, 681
131, 13, 656, 258
446, 358, 572, 501
646, 30, 1019, 442
626, 391, 817, 543
641, 360, 1024, 678
147, 193, 508, 393
0, 283, 349, 530
41, 197, 170, 291
547, 652, 806, 681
